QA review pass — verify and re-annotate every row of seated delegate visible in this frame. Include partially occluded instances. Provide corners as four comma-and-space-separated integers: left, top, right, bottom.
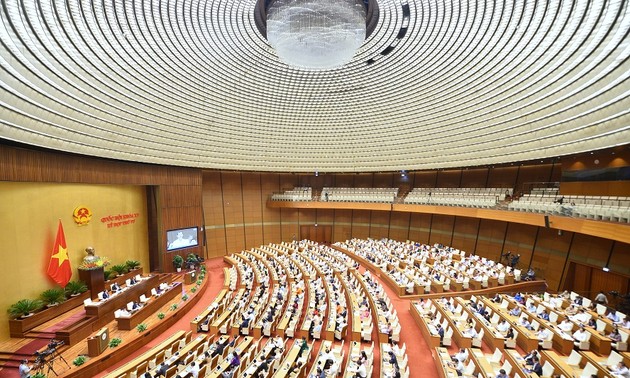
413, 290, 630, 378
334, 238, 522, 297
180, 239, 409, 378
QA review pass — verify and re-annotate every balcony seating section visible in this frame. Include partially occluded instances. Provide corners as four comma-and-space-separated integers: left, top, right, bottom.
508, 194, 630, 223
271, 187, 312, 201
404, 187, 512, 208
322, 187, 399, 203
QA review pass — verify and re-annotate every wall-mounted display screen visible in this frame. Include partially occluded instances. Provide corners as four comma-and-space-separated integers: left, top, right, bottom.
166, 227, 198, 251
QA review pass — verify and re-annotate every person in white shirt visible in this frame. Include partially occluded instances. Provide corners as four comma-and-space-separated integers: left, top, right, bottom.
571, 309, 590, 324
19, 359, 31, 378
352, 360, 367, 378
452, 348, 468, 363
558, 319, 574, 333
188, 361, 201, 378
497, 319, 510, 334
610, 361, 630, 378
536, 327, 551, 341
572, 326, 588, 347
464, 326, 478, 339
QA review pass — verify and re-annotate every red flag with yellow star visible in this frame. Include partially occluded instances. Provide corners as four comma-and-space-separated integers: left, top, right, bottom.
47, 220, 72, 287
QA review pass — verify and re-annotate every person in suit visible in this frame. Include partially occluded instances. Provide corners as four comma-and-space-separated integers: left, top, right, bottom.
496, 369, 509, 378
286, 361, 302, 376
530, 357, 543, 375
523, 350, 538, 365
154, 362, 169, 377
437, 323, 445, 344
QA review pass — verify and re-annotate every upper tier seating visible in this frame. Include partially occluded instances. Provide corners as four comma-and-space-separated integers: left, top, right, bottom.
404, 187, 512, 208
508, 194, 630, 223
271, 187, 312, 201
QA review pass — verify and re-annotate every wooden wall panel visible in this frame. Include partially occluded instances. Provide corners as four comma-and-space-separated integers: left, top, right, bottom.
351, 210, 371, 239
515, 164, 555, 191
369, 211, 391, 239
408, 213, 431, 243
315, 209, 334, 228
280, 208, 299, 242
412, 171, 438, 187
560, 181, 630, 196
225, 227, 245, 253
241, 173, 264, 249
333, 175, 355, 187
389, 212, 411, 242
436, 170, 462, 188
503, 223, 537, 270
590, 269, 628, 303
244, 225, 264, 249
461, 168, 489, 188
373, 173, 394, 188
333, 209, 353, 243
569, 263, 593, 293
609, 241, 630, 277
568, 233, 613, 268
531, 227, 573, 291
451, 217, 479, 253
299, 208, 317, 226
260, 174, 281, 245
428, 214, 455, 246
476, 219, 508, 260
205, 228, 226, 258
486, 166, 518, 189
354, 174, 374, 188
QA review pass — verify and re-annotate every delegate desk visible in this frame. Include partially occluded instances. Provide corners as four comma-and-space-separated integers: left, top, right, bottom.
527, 295, 611, 355
410, 301, 441, 349
539, 350, 584, 378
435, 347, 459, 378
434, 300, 472, 348
117, 282, 181, 330
191, 288, 229, 333
206, 336, 254, 378
272, 340, 308, 378
503, 349, 540, 378
84, 275, 159, 323
481, 297, 539, 352
455, 298, 505, 351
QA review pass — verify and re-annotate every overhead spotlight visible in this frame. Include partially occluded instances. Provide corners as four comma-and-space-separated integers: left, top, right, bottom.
603, 266, 610, 272
557, 230, 562, 236
315, 171, 319, 177
400, 170, 407, 177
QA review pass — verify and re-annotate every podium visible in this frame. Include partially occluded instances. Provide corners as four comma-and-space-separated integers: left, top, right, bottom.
185, 270, 197, 285
79, 267, 105, 300
87, 327, 109, 357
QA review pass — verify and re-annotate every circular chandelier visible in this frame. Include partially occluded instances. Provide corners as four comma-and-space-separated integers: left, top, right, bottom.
265, 0, 368, 70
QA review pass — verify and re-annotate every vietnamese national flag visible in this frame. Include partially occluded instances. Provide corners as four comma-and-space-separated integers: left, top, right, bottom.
47, 220, 72, 287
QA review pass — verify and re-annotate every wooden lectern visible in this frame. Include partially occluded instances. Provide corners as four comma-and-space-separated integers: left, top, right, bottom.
79, 267, 105, 300
87, 327, 109, 357
185, 270, 197, 285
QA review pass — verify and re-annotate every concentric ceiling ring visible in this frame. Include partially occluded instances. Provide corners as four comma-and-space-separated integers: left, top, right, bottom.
1, 0, 629, 172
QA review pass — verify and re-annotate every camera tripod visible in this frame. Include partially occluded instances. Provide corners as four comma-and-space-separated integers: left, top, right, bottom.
34, 346, 70, 376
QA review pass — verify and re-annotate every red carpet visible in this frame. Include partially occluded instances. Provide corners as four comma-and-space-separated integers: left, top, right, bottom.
94, 257, 228, 377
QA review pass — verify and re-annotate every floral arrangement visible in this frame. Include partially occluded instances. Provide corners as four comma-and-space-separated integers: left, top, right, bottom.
78, 256, 111, 270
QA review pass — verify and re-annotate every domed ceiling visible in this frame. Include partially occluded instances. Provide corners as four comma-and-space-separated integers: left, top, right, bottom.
1, 0, 629, 172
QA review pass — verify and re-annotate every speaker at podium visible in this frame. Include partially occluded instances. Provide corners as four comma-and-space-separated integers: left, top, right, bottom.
87, 327, 109, 357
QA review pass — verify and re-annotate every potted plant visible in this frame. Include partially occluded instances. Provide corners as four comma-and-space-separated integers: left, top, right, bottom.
65, 281, 88, 297
103, 270, 114, 281
125, 260, 141, 271
172, 255, 184, 272
7, 299, 44, 319
40, 288, 66, 307
110, 264, 128, 277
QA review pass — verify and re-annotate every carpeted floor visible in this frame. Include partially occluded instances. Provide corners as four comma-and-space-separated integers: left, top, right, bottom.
96, 257, 435, 378
3, 256, 439, 378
